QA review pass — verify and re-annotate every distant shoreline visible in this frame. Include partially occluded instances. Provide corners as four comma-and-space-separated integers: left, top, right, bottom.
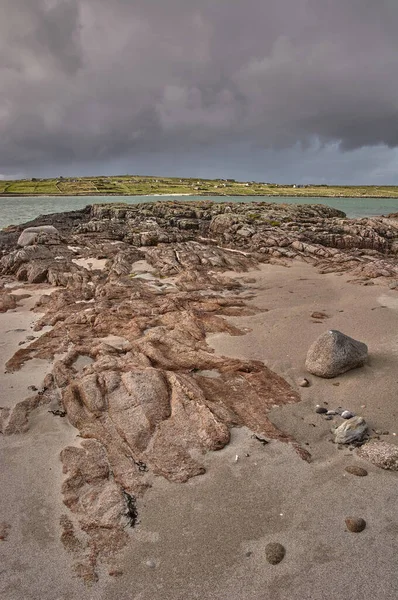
1, 192, 398, 200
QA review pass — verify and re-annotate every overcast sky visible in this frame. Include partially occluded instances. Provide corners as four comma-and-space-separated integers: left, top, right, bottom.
1, 0, 398, 183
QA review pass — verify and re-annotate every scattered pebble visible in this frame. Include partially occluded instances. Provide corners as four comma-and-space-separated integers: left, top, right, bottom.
311, 311, 329, 320
345, 465, 368, 477
0, 522, 10, 541
315, 406, 328, 414
234, 454, 239, 462
341, 410, 354, 419
108, 570, 123, 577
325, 415, 333, 420
345, 517, 366, 533
298, 378, 310, 388
146, 559, 156, 569
245, 551, 253, 557
265, 542, 286, 565
326, 410, 337, 415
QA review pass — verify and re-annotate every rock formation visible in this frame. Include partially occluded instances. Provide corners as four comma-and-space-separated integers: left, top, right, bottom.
2, 200, 398, 579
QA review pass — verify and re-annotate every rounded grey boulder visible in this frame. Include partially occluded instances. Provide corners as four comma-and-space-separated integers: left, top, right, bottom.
305, 330, 368, 378
17, 225, 60, 247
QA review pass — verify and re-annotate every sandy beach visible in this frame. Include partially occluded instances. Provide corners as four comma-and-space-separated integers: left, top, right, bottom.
1, 256, 398, 600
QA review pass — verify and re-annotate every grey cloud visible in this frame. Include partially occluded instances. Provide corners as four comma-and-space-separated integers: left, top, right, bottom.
1, 0, 398, 179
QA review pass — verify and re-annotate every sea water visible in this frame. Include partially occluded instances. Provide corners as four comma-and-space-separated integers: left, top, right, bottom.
1, 195, 398, 230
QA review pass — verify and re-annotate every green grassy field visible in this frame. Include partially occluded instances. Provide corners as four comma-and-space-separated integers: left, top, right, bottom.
1, 175, 398, 198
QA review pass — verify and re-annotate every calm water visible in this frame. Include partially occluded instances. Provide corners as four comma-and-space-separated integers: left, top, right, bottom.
1, 195, 398, 230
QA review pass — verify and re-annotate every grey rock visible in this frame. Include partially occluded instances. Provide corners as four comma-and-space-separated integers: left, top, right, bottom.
334, 416, 367, 444
341, 410, 354, 419
326, 410, 337, 415
17, 226, 60, 247
305, 330, 368, 378
145, 559, 156, 569
315, 406, 327, 414
357, 441, 398, 471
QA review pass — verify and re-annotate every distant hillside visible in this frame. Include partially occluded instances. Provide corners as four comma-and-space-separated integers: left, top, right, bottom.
1, 175, 398, 198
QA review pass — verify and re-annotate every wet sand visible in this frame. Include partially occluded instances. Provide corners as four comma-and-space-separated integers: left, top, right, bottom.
1, 262, 398, 599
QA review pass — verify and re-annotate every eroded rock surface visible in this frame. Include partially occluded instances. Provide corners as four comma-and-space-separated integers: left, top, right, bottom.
2, 200, 398, 579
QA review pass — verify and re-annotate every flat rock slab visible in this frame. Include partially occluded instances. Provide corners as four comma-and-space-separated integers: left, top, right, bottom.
305, 330, 368, 378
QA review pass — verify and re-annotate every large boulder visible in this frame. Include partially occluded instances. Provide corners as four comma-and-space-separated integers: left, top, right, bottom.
17, 225, 60, 247
305, 330, 368, 378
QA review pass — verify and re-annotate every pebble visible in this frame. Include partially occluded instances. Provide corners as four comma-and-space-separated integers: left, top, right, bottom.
265, 542, 286, 565
146, 560, 156, 569
315, 406, 328, 414
326, 410, 337, 415
345, 517, 366, 533
325, 415, 333, 420
341, 410, 354, 419
298, 378, 310, 388
345, 465, 368, 477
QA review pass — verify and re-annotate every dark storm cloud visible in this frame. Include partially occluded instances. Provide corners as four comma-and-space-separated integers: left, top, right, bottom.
1, 0, 398, 177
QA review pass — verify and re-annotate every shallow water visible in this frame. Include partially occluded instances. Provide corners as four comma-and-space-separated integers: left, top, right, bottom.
1, 194, 398, 229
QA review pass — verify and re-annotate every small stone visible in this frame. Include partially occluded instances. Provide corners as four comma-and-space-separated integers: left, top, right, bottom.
325, 415, 333, 420
245, 551, 253, 557
265, 542, 286, 565
298, 378, 310, 387
326, 410, 337, 415
345, 465, 368, 477
311, 311, 329, 319
345, 517, 366, 533
0, 522, 10, 541
109, 570, 123, 577
341, 410, 354, 419
146, 559, 156, 569
315, 406, 328, 414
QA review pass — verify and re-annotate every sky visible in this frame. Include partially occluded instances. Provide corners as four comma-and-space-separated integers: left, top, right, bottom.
1, 0, 398, 184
